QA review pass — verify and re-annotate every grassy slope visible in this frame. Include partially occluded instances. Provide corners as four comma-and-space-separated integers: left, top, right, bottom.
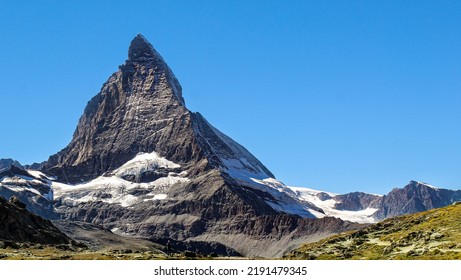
285, 204, 461, 260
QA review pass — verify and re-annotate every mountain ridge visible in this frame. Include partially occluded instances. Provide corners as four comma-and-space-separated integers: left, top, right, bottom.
0, 35, 459, 257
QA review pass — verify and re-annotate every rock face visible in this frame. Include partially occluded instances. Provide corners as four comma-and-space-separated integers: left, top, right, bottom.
0, 158, 22, 172
0, 196, 72, 245
0, 165, 56, 219
333, 192, 382, 211
373, 181, 461, 220
43, 34, 272, 185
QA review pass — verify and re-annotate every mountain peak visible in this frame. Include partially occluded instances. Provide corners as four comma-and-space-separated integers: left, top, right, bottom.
128, 34, 157, 61
408, 180, 440, 190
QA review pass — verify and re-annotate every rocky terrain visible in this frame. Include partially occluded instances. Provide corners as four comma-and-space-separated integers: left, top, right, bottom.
1, 35, 460, 258
0, 166, 56, 219
0, 158, 22, 171
0, 196, 73, 247
37, 34, 362, 257
285, 202, 461, 260
373, 180, 461, 220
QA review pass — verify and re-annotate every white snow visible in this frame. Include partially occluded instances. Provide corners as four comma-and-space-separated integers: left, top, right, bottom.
222, 158, 269, 182
26, 170, 50, 180
113, 151, 180, 177
413, 181, 440, 190
0, 172, 54, 201
144, 194, 167, 202
242, 178, 379, 223
53, 174, 187, 207
52, 151, 188, 208
287, 185, 378, 223
1, 184, 42, 196
0, 151, 387, 224
196, 117, 272, 183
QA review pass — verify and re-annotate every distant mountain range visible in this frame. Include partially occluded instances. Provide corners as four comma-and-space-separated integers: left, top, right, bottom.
1, 35, 460, 258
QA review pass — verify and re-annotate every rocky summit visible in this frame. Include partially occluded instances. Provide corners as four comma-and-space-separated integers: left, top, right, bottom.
43, 34, 272, 185
1, 35, 460, 258
38, 34, 360, 257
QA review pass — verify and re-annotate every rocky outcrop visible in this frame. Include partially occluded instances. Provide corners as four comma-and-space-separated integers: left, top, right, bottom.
333, 192, 382, 211
0, 196, 72, 245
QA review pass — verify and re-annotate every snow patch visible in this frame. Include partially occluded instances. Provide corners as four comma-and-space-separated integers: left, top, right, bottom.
144, 194, 167, 202
287, 185, 378, 223
245, 179, 378, 223
113, 151, 180, 177
414, 181, 440, 190
222, 158, 269, 182
52, 151, 188, 208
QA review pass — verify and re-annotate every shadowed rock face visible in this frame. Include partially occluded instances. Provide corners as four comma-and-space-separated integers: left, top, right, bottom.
0, 196, 72, 245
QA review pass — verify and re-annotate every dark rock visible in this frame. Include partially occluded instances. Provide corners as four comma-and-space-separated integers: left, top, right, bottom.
316, 192, 332, 201
333, 192, 382, 211
184, 251, 196, 258
150, 238, 241, 257
9, 196, 26, 209
2, 240, 19, 249
0, 196, 72, 245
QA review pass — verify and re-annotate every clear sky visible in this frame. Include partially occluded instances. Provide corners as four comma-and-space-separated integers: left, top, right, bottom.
1, 0, 460, 194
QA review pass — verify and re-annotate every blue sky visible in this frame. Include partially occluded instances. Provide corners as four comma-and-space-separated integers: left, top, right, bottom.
1, 1, 460, 194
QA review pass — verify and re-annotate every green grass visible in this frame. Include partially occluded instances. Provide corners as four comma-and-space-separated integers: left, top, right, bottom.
284, 204, 461, 260
0, 246, 243, 260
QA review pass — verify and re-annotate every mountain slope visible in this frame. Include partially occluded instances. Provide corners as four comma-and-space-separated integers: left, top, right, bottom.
285, 202, 461, 260
0, 165, 56, 219
35, 34, 359, 257
2, 35, 459, 257
0, 196, 72, 246
43, 34, 273, 185
373, 180, 461, 220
